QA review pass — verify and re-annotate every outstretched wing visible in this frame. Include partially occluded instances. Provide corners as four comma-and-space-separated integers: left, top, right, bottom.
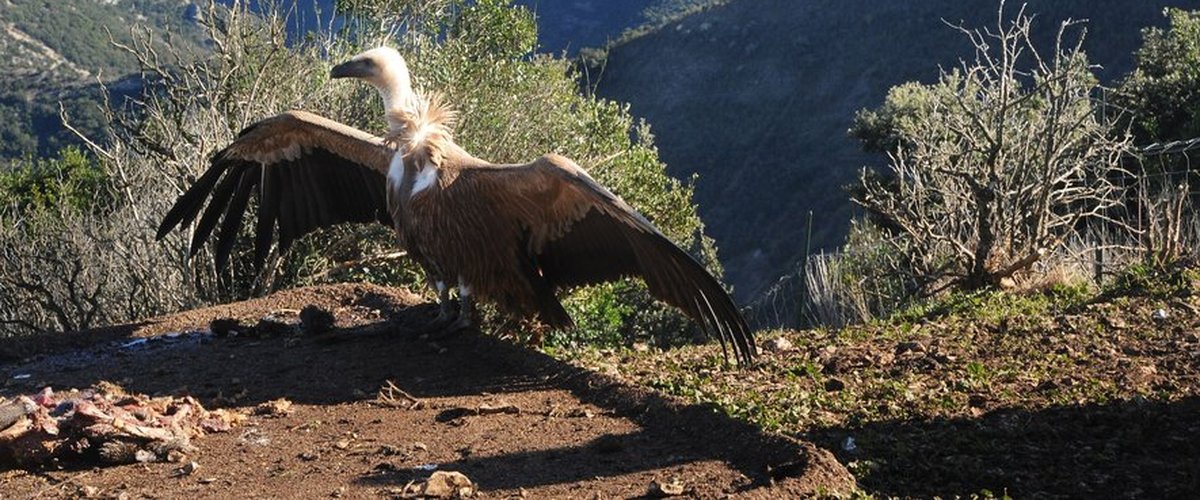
459, 153, 757, 365
157, 111, 396, 270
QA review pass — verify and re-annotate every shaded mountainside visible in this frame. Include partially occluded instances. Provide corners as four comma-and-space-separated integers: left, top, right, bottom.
592, 0, 1197, 299
515, 0, 652, 55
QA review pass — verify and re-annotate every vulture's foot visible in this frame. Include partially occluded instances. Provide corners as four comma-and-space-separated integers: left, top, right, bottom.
428, 297, 457, 328
442, 314, 475, 336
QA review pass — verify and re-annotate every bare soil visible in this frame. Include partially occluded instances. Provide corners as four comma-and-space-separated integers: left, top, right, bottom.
0, 284, 854, 498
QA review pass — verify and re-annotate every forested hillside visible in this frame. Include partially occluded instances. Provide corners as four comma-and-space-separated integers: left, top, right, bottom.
0, 0, 208, 158
592, 0, 1197, 299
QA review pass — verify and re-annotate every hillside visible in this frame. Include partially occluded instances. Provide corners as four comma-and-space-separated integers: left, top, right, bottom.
0, 0, 208, 158
592, 0, 1195, 300
515, 0, 652, 55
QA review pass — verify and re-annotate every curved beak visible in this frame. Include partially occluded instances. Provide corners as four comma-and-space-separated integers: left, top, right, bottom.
330, 59, 373, 79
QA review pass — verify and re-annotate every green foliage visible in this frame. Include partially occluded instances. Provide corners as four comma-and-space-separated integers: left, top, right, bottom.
1106, 261, 1199, 299
888, 283, 1091, 326
1116, 8, 1200, 143
0, 147, 111, 214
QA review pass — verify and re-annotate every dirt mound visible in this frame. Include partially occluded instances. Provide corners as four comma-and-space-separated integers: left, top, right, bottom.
0, 284, 854, 497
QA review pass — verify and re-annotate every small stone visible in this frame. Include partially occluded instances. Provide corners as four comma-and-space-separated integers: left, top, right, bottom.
300, 305, 337, 334
824, 378, 846, 392
299, 450, 321, 461
1103, 316, 1128, 330
80, 485, 100, 498
896, 341, 926, 354
1152, 309, 1169, 322
334, 440, 350, 450
209, 318, 242, 337
402, 470, 475, 498
134, 449, 158, 463
253, 398, 294, 418
412, 442, 429, 452
648, 476, 685, 497
968, 393, 987, 408
175, 461, 199, 477
763, 337, 794, 353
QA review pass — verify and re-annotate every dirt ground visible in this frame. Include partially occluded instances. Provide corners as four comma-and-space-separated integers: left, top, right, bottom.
0, 284, 854, 498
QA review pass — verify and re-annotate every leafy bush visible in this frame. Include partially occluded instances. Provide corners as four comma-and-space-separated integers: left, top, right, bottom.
1116, 8, 1200, 144
0, 147, 112, 214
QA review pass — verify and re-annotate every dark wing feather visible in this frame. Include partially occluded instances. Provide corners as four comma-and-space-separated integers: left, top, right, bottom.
462, 154, 757, 364
157, 111, 397, 271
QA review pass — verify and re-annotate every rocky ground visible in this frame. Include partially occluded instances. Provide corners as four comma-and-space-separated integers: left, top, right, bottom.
0, 284, 853, 498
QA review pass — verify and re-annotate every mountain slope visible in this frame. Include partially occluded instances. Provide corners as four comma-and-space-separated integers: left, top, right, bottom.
0, 0, 208, 159
592, 0, 1192, 299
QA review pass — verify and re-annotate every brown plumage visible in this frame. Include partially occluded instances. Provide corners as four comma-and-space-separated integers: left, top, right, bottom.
390, 94, 757, 364
156, 111, 396, 270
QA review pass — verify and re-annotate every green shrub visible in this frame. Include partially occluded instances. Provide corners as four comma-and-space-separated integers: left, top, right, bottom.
0, 147, 111, 214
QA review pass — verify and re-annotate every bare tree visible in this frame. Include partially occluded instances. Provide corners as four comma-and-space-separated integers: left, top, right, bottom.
853, 2, 1133, 291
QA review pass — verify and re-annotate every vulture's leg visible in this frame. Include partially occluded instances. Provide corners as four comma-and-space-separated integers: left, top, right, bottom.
430, 279, 456, 327
443, 282, 475, 334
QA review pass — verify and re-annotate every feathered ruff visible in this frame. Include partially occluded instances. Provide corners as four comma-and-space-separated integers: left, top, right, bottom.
387, 92, 458, 168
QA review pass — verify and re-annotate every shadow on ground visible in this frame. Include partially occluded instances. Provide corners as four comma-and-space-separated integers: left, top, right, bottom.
805, 396, 1200, 497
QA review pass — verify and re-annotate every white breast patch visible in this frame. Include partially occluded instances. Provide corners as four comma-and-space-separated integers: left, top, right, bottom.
410, 163, 438, 197
387, 152, 406, 185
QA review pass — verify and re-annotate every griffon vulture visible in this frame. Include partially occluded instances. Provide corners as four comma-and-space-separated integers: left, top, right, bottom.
157, 47, 757, 364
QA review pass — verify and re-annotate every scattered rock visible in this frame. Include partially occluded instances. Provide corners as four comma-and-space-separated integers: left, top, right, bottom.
763, 337, 795, 353
1152, 308, 1169, 322
299, 450, 321, 461
253, 398, 294, 418
400, 470, 475, 498
300, 305, 337, 334
566, 407, 595, 419
968, 393, 987, 408
174, 461, 199, 477
209, 318, 243, 338
896, 341, 926, 355
1103, 316, 1128, 330
841, 436, 858, 453
254, 317, 294, 337
648, 476, 686, 497
476, 402, 520, 416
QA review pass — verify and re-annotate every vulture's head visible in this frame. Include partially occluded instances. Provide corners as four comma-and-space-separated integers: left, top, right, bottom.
332, 47, 417, 117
